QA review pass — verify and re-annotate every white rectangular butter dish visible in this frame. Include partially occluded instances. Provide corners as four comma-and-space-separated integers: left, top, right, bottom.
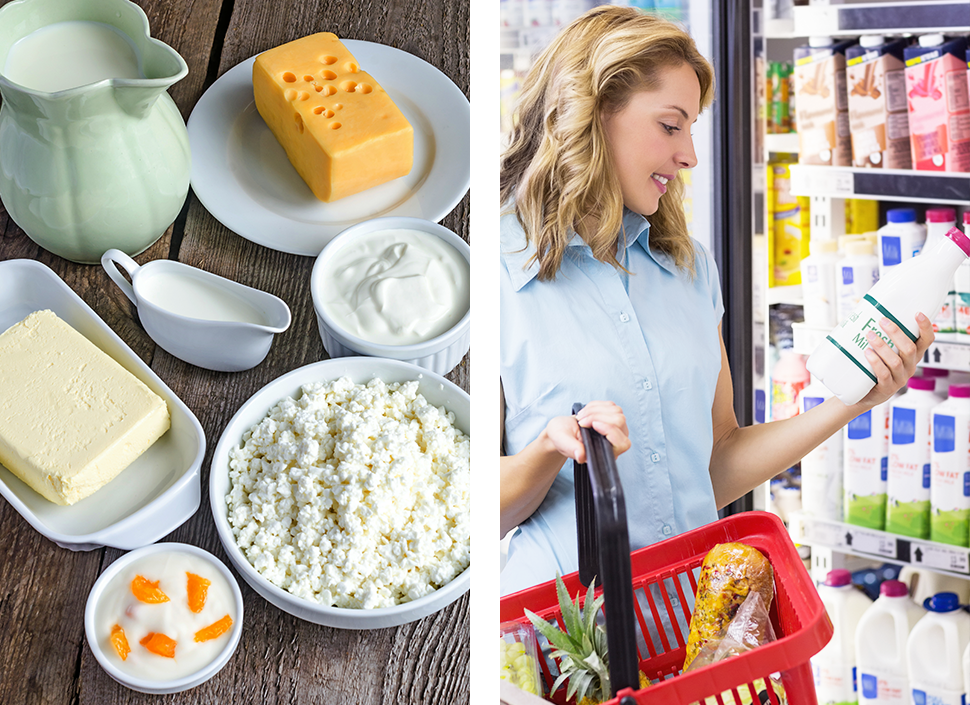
0, 259, 205, 550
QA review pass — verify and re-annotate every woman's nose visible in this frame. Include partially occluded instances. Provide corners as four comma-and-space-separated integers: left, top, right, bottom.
678, 135, 698, 169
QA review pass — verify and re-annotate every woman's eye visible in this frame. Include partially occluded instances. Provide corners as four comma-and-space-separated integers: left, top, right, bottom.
662, 124, 679, 135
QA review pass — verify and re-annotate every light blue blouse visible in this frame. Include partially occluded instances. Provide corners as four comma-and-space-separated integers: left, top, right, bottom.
500, 208, 725, 596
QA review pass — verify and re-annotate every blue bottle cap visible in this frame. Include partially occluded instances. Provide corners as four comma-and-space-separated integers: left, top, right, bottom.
887, 208, 917, 224
923, 592, 961, 612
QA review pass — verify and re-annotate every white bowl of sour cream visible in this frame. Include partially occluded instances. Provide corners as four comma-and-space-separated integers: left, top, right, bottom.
310, 217, 470, 375
85, 543, 243, 694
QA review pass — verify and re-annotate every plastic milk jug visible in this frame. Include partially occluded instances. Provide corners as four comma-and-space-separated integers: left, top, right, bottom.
922, 367, 952, 395
957, 212, 970, 341
907, 592, 970, 705
807, 226, 970, 406
799, 376, 844, 521
836, 240, 880, 322
814, 569, 873, 705
856, 580, 925, 705
844, 396, 893, 529
877, 208, 926, 280
926, 208, 959, 341
771, 348, 809, 421
931, 384, 970, 546
886, 377, 944, 539
802, 238, 841, 328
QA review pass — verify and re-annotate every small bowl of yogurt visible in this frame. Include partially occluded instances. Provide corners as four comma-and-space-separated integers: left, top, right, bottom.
310, 216, 470, 375
85, 543, 243, 694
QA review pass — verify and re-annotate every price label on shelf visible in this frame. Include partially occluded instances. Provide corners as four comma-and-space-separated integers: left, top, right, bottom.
793, 6, 839, 37
910, 542, 970, 574
831, 171, 854, 196
850, 529, 896, 558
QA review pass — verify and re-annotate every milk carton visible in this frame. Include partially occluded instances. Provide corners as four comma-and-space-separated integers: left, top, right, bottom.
815, 569, 873, 705
856, 580, 924, 705
907, 592, 970, 705
904, 35, 970, 172
877, 208, 925, 280
795, 37, 854, 166
846, 36, 912, 169
844, 397, 892, 530
930, 384, 970, 546
799, 377, 844, 521
886, 377, 944, 539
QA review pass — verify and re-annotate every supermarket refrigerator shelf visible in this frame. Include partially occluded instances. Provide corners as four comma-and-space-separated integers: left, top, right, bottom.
792, 1, 970, 37
789, 165, 970, 205
789, 512, 970, 579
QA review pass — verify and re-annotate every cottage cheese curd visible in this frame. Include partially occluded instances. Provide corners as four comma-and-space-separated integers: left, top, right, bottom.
226, 377, 470, 609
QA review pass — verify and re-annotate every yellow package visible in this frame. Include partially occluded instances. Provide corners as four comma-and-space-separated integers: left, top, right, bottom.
845, 199, 879, 235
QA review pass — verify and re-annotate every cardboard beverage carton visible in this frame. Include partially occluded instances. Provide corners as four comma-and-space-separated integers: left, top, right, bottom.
794, 37, 855, 166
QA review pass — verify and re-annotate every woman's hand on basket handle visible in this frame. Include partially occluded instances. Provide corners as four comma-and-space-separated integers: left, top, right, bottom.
501, 397, 630, 536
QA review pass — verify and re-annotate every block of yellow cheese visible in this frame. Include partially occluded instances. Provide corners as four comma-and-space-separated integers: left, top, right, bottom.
253, 32, 414, 202
0, 310, 170, 506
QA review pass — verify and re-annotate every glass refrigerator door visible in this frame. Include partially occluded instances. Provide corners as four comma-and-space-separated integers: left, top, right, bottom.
499, 1, 715, 249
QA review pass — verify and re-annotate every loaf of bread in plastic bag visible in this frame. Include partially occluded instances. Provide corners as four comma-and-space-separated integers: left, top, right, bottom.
682, 542, 775, 671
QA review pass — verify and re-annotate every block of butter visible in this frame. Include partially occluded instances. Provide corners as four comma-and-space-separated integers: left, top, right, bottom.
0, 310, 170, 506
253, 32, 413, 202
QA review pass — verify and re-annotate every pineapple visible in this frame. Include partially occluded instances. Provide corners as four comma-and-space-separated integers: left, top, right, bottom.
525, 575, 649, 705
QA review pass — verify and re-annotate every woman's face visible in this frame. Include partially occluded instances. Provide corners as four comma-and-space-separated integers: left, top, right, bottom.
601, 62, 701, 217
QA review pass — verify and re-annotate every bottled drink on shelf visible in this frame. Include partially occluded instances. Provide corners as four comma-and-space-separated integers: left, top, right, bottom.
907, 593, 970, 705
930, 384, 970, 546
798, 376, 843, 521
856, 579, 924, 705
844, 395, 892, 530
814, 569, 872, 705
877, 208, 925, 281
836, 239, 879, 322
926, 208, 958, 341
801, 238, 839, 328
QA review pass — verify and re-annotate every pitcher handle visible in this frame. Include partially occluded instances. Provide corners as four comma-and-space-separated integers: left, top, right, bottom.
101, 249, 140, 306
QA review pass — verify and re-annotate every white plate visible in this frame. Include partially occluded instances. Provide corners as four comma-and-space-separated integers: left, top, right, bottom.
0, 260, 205, 551
209, 357, 469, 628
187, 42, 470, 257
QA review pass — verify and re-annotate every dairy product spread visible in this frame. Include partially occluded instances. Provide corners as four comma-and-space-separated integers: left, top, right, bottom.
253, 32, 413, 202
0, 310, 170, 505
318, 228, 469, 346
96, 551, 236, 681
226, 376, 470, 609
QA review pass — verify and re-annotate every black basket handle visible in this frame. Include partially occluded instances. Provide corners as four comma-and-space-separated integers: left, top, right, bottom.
572, 402, 639, 698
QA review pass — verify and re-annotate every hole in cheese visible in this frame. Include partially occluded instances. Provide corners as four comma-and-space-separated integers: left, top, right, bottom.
328, 122, 341, 130
284, 88, 297, 101
295, 113, 304, 134
340, 80, 357, 93
345, 61, 358, 73
333, 103, 342, 110
302, 74, 314, 82
298, 91, 309, 101
320, 55, 337, 65
321, 70, 337, 80
322, 85, 336, 96
358, 83, 372, 94
282, 72, 296, 83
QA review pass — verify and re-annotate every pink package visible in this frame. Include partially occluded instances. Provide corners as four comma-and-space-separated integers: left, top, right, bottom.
903, 35, 970, 172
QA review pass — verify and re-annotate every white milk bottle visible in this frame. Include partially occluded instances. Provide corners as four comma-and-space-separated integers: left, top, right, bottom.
877, 208, 926, 280
957, 212, 970, 341
807, 226, 970, 406
931, 384, 970, 546
836, 240, 880, 322
907, 592, 970, 705
814, 569, 873, 705
926, 208, 958, 342
856, 579, 925, 705
799, 376, 844, 520
844, 395, 894, 529
921, 367, 952, 395
802, 239, 840, 328
886, 377, 944, 539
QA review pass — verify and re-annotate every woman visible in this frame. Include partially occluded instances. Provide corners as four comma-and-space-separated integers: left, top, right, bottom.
499, 6, 932, 596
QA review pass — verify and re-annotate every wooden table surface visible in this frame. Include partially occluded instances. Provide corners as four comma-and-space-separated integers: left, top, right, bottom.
0, 0, 470, 703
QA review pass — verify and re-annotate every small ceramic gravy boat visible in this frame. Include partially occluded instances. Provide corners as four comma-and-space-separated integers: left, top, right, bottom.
102, 249, 291, 372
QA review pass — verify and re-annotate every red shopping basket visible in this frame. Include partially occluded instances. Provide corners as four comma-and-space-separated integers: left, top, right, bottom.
499, 405, 834, 705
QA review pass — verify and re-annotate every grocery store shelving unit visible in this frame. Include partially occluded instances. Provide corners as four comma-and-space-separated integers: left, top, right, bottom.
755, 1, 970, 582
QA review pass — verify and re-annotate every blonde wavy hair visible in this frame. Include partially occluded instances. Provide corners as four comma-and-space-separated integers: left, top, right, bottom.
500, 6, 715, 281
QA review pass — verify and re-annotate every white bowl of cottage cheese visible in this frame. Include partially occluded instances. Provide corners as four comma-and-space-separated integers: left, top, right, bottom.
209, 357, 469, 629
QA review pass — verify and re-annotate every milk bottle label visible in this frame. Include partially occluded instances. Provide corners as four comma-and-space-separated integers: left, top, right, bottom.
887, 406, 932, 538
911, 687, 966, 705
814, 661, 857, 705
860, 671, 908, 703
843, 266, 855, 285
845, 409, 889, 528
827, 294, 916, 385
882, 236, 903, 268
931, 413, 970, 545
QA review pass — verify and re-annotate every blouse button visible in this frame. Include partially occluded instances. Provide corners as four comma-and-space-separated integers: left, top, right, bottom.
643, 379, 653, 390
619, 312, 630, 323
662, 525, 672, 536
651, 452, 661, 463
